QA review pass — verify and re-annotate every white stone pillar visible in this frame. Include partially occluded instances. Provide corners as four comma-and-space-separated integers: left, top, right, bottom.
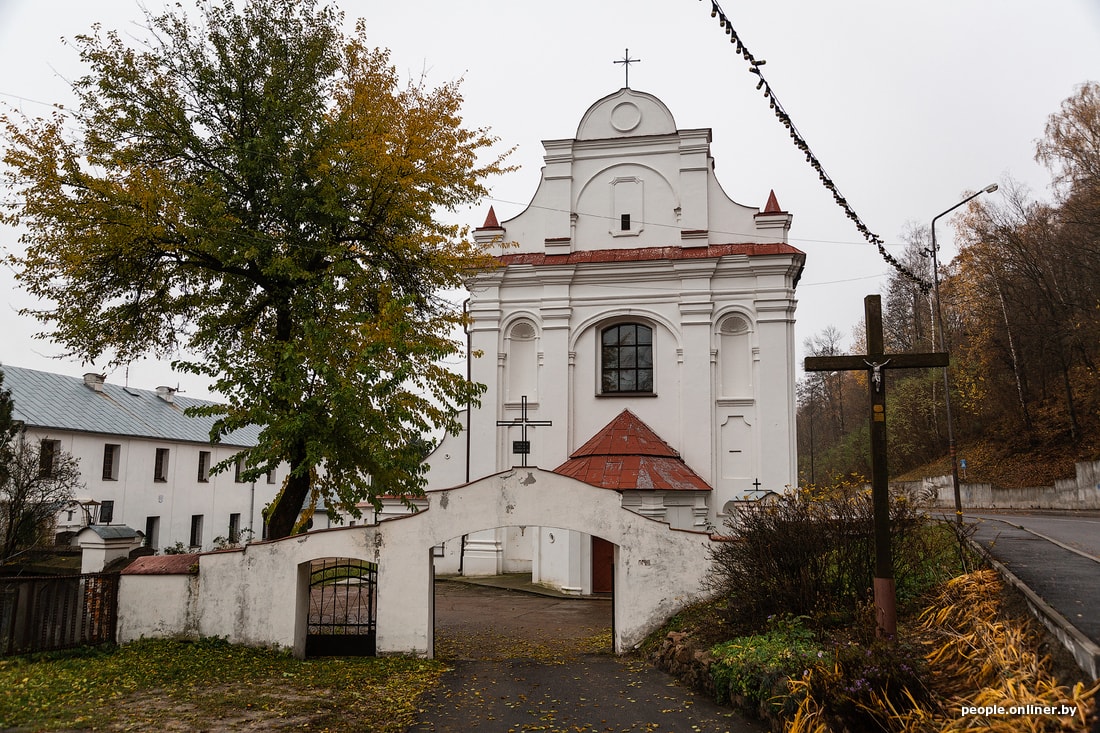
673, 261, 717, 487
754, 270, 799, 492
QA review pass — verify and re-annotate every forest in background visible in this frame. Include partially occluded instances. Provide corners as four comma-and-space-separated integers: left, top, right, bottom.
797, 82, 1100, 489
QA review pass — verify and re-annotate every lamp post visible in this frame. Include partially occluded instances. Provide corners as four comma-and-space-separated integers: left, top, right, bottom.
928, 183, 998, 524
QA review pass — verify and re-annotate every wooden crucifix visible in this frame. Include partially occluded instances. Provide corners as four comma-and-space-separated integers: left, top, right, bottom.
804, 294, 948, 637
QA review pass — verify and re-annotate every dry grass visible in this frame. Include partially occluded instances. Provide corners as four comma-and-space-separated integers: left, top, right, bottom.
787, 570, 1098, 732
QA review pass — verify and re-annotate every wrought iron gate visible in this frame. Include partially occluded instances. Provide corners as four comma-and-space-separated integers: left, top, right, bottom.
306, 558, 377, 657
0, 573, 119, 656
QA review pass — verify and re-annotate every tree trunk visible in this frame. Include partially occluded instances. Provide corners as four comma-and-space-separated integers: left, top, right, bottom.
263, 302, 310, 540
1060, 359, 1081, 444
993, 274, 1033, 433
265, 450, 311, 540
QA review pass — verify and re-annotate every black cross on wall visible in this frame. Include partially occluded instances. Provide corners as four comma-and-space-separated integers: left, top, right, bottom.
496, 395, 552, 468
804, 294, 947, 637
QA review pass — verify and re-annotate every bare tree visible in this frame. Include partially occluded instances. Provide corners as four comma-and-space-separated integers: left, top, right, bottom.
0, 428, 85, 562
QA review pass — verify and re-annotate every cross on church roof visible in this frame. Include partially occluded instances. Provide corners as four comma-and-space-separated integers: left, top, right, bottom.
496, 395, 552, 468
614, 48, 641, 88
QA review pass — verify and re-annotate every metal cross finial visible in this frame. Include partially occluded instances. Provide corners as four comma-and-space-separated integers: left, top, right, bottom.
495, 396, 552, 467
614, 48, 641, 88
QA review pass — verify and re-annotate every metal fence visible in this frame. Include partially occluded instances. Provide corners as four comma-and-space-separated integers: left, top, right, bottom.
0, 573, 119, 656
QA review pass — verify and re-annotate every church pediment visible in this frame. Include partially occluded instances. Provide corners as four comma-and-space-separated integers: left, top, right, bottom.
499, 87, 790, 255
575, 88, 677, 140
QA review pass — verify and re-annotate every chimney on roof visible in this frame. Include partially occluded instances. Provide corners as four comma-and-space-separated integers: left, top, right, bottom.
83, 373, 106, 392
155, 386, 176, 404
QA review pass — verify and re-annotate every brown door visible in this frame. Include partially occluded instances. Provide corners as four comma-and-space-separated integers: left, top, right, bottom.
591, 536, 614, 594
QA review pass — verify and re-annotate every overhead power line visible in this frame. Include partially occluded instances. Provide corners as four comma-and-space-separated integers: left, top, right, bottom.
697, 0, 933, 294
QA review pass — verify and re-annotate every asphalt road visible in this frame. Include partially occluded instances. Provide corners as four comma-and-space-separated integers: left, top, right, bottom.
966, 511, 1100, 653
966, 510, 1100, 559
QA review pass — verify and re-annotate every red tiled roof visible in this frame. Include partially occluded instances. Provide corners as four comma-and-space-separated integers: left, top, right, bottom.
121, 553, 200, 575
498, 242, 803, 267
553, 410, 711, 492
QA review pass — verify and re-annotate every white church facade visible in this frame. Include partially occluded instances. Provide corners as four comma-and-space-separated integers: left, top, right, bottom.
423, 87, 804, 594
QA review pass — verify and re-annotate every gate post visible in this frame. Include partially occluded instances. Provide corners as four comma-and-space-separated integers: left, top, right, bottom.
374, 543, 433, 656
292, 561, 311, 659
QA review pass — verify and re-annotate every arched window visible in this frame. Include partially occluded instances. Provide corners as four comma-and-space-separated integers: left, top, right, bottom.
601, 323, 653, 393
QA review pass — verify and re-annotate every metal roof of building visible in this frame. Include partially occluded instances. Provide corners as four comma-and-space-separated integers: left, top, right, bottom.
553, 410, 712, 492
2, 365, 261, 447
78, 524, 140, 541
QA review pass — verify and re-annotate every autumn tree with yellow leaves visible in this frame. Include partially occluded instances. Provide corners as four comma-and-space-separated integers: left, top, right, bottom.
797, 82, 1099, 485
1, 0, 510, 538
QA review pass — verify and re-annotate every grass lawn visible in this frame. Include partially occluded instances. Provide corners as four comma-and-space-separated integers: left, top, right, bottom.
0, 637, 444, 732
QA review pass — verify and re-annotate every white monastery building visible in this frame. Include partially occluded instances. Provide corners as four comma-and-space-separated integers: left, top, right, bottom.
423, 87, 804, 594
3, 365, 286, 555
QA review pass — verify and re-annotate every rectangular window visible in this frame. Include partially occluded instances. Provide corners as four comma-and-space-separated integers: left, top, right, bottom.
102, 443, 121, 481
99, 500, 115, 524
228, 513, 241, 544
189, 515, 204, 549
266, 469, 276, 485
154, 448, 170, 482
145, 516, 160, 549
234, 457, 244, 483
197, 451, 210, 482
620, 213, 630, 231
38, 439, 60, 478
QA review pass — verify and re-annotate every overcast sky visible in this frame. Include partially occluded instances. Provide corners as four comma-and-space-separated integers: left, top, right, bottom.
1, 1, 1097, 400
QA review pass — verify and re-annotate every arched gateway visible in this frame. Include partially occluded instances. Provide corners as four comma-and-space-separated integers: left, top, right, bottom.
117, 468, 715, 658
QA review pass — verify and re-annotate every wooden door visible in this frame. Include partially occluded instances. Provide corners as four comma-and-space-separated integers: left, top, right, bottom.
591, 536, 614, 594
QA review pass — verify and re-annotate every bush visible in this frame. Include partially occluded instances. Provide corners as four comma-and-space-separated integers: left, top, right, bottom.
709, 482, 960, 627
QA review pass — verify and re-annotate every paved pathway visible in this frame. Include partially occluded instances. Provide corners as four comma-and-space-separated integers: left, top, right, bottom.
406, 581, 762, 733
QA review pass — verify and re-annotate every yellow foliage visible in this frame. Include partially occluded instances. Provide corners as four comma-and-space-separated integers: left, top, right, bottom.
783, 570, 1097, 732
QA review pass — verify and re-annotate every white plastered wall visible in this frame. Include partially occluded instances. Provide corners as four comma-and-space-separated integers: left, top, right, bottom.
118, 468, 715, 657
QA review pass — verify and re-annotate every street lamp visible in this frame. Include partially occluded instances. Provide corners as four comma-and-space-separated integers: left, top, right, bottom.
928, 183, 998, 524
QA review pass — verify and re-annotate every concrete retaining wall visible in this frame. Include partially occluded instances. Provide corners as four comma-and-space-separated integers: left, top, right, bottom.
895, 459, 1100, 511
